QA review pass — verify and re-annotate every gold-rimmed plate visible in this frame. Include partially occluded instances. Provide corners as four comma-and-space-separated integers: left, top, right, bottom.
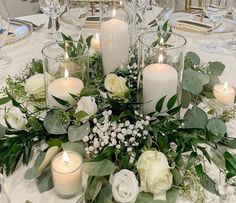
3, 19, 33, 47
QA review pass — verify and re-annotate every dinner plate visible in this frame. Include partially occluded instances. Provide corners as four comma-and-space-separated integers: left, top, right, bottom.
170, 12, 234, 35
2, 19, 33, 47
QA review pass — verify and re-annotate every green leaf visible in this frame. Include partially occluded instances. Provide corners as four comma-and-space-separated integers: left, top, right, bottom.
195, 164, 219, 195
185, 52, 200, 66
86, 35, 93, 48
96, 184, 113, 203
80, 86, 100, 97
183, 69, 210, 95
181, 90, 191, 108
167, 95, 177, 110
206, 118, 226, 142
0, 124, 6, 138
224, 151, 236, 179
184, 106, 208, 129
208, 75, 220, 88
24, 167, 41, 180
0, 97, 10, 105
83, 159, 116, 176
52, 96, 70, 107
211, 148, 226, 170
198, 146, 211, 163
156, 96, 166, 112
186, 152, 197, 169
208, 62, 225, 76
86, 177, 103, 201
47, 138, 62, 147
171, 168, 182, 186
37, 168, 54, 193
68, 122, 90, 142
62, 141, 86, 157
74, 111, 88, 121
43, 110, 69, 134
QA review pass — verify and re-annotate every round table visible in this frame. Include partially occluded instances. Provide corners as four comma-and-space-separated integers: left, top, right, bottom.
2, 13, 236, 203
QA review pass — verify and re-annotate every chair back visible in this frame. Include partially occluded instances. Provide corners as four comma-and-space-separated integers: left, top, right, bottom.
185, 0, 203, 13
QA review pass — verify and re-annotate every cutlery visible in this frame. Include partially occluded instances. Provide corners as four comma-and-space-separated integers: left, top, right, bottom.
148, 7, 168, 27
10, 19, 45, 31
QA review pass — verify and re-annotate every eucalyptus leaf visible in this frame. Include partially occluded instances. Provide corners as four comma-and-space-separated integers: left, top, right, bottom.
208, 62, 225, 76
87, 177, 103, 201
96, 184, 113, 203
185, 51, 200, 66
62, 141, 86, 156
74, 111, 88, 121
0, 124, 6, 138
37, 167, 54, 193
44, 110, 69, 134
68, 122, 90, 142
206, 118, 227, 142
80, 86, 100, 97
183, 69, 209, 95
184, 106, 208, 129
181, 90, 191, 108
24, 167, 41, 180
171, 168, 182, 186
0, 97, 10, 105
211, 148, 226, 170
83, 159, 116, 176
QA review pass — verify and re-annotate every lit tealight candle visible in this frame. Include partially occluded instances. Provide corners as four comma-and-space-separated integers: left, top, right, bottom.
51, 151, 83, 198
91, 33, 101, 53
47, 67, 84, 108
143, 54, 178, 114
213, 82, 235, 106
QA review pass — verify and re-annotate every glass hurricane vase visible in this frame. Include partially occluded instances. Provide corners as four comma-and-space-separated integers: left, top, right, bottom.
42, 41, 89, 109
139, 31, 186, 114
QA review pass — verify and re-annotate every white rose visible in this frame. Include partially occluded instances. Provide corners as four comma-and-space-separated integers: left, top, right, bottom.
109, 169, 139, 203
75, 96, 97, 121
24, 74, 45, 99
6, 107, 27, 130
137, 150, 172, 201
104, 74, 129, 97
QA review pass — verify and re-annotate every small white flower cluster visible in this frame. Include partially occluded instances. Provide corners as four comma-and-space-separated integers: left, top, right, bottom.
83, 110, 150, 156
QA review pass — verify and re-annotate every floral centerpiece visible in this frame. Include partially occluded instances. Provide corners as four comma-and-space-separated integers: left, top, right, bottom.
0, 27, 236, 203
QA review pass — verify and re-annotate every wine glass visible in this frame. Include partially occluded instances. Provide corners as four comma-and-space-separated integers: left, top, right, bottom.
201, 0, 233, 53
39, 0, 69, 40
225, 0, 236, 49
68, 0, 90, 38
150, 0, 174, 28
0, 0, 11, 67
136, 0, 151, 30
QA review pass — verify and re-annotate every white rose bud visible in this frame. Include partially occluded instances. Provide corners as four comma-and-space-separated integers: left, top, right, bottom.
6, 107, 28, 130
137, 150, 173, 201
110, 169, 139, 203
75, 96, 98, 121
104, 74, 129, 98
24, 74, 45, 99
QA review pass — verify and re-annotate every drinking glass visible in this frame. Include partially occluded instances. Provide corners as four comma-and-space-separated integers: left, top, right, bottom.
201, 0, 233, 53
68, 0, 90, 38
0, 0, 11, 67
225, 0, 236, 49
136, 0, 150, 30
39, 0, 69, 40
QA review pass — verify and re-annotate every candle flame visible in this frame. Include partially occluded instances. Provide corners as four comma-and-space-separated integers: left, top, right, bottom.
63, 151, 69, 165
64, 68, 69, 82
64, 42, 69, 60
160, 38, 164, 45
224, 81, 228, 91
158, 54, 164, 64
120, 0, 123, 6
112, 8, 116, 17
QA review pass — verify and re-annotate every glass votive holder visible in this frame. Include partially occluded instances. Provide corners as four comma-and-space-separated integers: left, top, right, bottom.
139, 31, 187, 114
51, 151, 83, 198
42, 41, 89, 108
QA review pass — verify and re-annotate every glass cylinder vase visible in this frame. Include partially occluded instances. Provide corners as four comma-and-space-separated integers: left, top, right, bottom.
139, 31, 186, 114
100, 0, 131, 75
42, 41, 89, 109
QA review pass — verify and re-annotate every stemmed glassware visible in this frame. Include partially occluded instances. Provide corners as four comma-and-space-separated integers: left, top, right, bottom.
201, 0, 233, 53
39, 0, 69, 40
68, 0, 90, 38
136, 0, 151, 30
0, 0, 11, 67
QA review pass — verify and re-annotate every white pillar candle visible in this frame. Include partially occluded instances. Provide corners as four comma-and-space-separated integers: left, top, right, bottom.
51, 151, 83, 198
48, 68, 84, 108
213, 82, 235, 106
143, 55, 178, 114
91, 33, 101, 53
100, 16, 129, 75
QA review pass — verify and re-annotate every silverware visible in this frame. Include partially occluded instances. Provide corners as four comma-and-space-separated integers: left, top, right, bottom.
148, 7, 168, 27
11, 19, 45, 31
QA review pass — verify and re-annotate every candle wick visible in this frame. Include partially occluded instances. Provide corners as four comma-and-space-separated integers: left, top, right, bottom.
64, 160, 69, 165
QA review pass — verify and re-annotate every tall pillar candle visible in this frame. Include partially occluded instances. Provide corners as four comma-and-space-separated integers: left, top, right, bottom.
51, 151, 83, 198
143, 62, 178, 114
100, 18, 129, 75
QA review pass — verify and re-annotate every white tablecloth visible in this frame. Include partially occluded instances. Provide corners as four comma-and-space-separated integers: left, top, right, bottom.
2, 13, 236, 203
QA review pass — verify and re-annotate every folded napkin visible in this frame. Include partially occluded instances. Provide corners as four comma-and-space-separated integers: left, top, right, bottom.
174, 19, 215, 32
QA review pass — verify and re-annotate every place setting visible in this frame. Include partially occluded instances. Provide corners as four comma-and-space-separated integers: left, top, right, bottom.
1, 0, 236, 203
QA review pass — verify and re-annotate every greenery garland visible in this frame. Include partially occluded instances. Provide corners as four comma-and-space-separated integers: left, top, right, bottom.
0, 26, 236, 202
